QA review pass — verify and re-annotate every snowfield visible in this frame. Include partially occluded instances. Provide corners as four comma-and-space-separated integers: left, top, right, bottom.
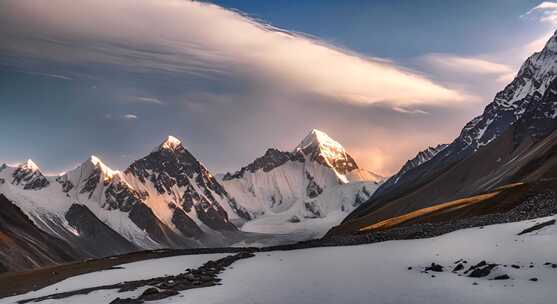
2, 253, 229, 304
3, 216, 556, 304
239, 181, 379, 238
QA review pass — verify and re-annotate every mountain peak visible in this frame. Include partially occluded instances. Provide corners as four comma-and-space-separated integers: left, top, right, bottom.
23, 159, 40, 171
11, 159, 50, 190
295, 129, 344, 153
89, 155, 103, 166
294, 129, 358, 178
80, 155, 118, 178
157, 135, 183, 151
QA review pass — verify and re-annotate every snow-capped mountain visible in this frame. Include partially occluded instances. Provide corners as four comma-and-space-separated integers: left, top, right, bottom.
384, 144, 447, 186
9, 159, 50, 190
336, 31, 557, 234
0, 136, 250, 263
364, 31, 557, 203
220, 129, 382, 237
123, 136, 250, 236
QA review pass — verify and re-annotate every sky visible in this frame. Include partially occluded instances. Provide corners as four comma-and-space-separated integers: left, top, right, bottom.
0, 0, 556, 176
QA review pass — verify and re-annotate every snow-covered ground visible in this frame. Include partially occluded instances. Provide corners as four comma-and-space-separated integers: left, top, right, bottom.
2, 253, 228, 304
3, 216, 556, 304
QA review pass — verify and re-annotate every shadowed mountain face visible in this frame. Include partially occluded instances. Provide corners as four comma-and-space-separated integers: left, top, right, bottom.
330, 32, 557, 236
65, 204, 138, 255
0, 195, 78, 273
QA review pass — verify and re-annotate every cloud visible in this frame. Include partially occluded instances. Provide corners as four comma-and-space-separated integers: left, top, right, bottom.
0, 0, 466, 108
131, 96, 165, 105
104, 113, 138, 120
421, 53, 515, 83
523, 2, 557, 25
525, 34, 553, 54
123, 114, 138, 120
392, 107, 429, 115
520, 2, 557, 56
14, 70, 72, 80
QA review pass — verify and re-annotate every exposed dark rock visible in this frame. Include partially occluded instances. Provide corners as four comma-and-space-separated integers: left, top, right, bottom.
55, 176, 74, 193
79, 169, 101, 198
304, 201, 322, 218
425, 263, 444, 272
109, 298, 142, 304
104, 182, 146, 212
223, 148, 304, 180
493, 274, 510, 280
288, 216, 301, 223
466, 261, 498, 278
518, 219, 556, 235
305, 172, 323, 198
12, 163, 50, 190
453, 263, 464, 272
139, 287, 178, 301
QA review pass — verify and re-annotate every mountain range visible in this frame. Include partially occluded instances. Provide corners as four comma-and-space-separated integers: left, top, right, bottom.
0, 131, 381, 272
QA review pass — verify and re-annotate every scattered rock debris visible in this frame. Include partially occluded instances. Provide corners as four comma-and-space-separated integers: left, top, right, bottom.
412, 257, 555, 284
517, 219, 555, 235
425, 263, 444, 272
18, 252, 255, 304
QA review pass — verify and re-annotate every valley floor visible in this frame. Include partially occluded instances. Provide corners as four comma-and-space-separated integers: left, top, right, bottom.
2, 216, 556, 304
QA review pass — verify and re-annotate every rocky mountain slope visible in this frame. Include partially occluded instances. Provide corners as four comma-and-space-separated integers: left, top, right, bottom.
330, 31, 557, 236
0, 194, 78, 273
383, 144, 447, 186
220, 129, 382, 237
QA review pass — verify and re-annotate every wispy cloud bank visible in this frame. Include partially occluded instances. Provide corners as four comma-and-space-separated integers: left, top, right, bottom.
520, 2, 557, 55
0, 0, 465, 108
123, 114, 138, 120
16, 70, 73, 80
392, 107, 429, 115
523, 2, 557, 25
104, 113, 138, 120
421, 53, 515, 84
131, 96, 165, 105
